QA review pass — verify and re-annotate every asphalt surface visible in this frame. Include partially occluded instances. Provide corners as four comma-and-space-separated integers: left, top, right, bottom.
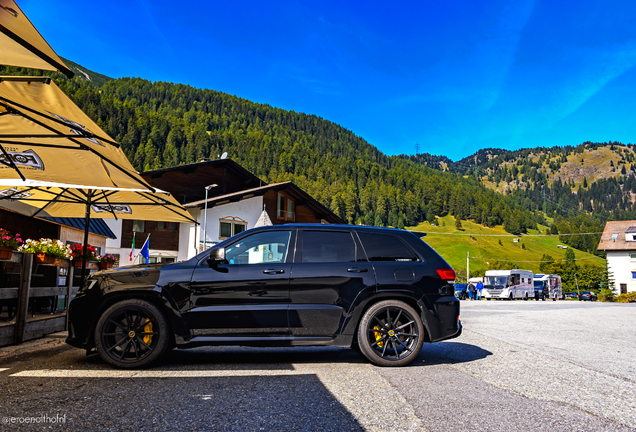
0, 300, 633, 431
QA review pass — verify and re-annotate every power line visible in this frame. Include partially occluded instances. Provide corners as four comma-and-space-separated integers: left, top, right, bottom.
421, 231, 603, 237
468, 255, 603, 263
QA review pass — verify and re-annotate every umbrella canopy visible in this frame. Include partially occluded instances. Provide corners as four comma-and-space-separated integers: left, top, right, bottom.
0, 76, 153, 191
0, 0, 73, 77
254, 209, 273, 227
0, 185, 196, 222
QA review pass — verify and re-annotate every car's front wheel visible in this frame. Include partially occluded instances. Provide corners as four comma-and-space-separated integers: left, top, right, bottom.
357, 300, 425, 367
95, 299, 170, 369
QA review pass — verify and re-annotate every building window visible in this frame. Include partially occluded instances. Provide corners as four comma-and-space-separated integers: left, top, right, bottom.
157, 221, 177, 230
148, 256, 176, 264
621, 284, 627, 294
631, 253, 636, 260
632, 272, 636, 280
219, 216, 248, 240
277, 192, 295, 221
132, 220, 145, 232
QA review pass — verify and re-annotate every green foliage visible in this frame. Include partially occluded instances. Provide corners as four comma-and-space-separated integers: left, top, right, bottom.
615, 291, 636, 303
598, 289, 615, 302
455, 218, 463, 230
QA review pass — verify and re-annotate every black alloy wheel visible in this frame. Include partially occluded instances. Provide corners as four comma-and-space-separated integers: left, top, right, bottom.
95, 299, 169, 368
357, 300, 425, 367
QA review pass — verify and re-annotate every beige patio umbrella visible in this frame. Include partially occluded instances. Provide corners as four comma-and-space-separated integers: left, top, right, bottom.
0, 76, 153, 191
0, 76, 196, 279
0, 0, 73, 77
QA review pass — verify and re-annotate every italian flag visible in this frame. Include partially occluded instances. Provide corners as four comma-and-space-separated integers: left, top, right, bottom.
130, 232, 135, 262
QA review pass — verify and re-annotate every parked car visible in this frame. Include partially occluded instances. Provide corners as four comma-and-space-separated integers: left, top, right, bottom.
454, 283, 468, 300
578, 291, 598, 301
66, 224, 462, 368
564, 292, 578, 299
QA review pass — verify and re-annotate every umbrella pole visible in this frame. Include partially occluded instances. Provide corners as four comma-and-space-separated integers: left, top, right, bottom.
80, 191, 93, 283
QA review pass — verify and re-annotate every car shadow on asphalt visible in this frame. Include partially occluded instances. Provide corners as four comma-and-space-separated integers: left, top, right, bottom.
413, 341, 492, 367
150, 346, 367, 369
84, 342, 491, 370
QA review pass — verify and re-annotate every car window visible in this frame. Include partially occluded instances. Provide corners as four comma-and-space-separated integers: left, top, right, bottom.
358, 233, 417, 262
224, 230, 292, 265
302, 231, 356, 263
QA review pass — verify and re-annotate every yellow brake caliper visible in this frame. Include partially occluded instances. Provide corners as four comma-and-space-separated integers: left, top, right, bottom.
143, 319, 153, 345
373, 325, 384, 348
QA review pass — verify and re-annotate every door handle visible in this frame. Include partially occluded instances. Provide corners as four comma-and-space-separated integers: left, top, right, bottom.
347, 268, 368, 273
263, 269, 285, 275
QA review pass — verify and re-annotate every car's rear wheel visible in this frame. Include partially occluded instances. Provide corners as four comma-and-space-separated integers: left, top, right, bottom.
358, 300, 424, 367
95, 299, 169, 369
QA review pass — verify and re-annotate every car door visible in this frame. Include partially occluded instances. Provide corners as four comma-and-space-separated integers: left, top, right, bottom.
288, 229, 375, 337
185, 229, 295, 335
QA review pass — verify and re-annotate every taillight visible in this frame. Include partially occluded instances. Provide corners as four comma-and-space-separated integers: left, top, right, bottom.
436, 269, 456, 281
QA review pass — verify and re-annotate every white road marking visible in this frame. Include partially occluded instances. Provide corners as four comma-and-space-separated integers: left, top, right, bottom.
10, 369, 312, 378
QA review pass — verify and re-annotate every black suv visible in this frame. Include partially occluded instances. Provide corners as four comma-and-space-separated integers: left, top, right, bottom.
67, 224, 461, 368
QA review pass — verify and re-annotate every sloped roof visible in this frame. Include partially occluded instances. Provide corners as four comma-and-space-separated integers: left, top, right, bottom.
184, 182, 344, 224
597, 221, 636, 251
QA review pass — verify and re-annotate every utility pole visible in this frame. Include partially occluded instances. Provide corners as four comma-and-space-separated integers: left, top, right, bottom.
467, 252, 470, 283
415, 143, 420, 155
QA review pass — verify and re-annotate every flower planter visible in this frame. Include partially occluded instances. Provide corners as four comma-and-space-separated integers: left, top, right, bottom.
100, 261, 113, 270
35, 252, 56, 264
74, 260, 99, 268
0, 246, 13, 260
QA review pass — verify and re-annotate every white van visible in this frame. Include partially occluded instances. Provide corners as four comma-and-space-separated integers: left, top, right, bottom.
482, 269, 534, 300
533, 274, 562, 301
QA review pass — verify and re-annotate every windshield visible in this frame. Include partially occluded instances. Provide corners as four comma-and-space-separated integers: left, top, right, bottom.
484, 276, 508, 286
533, 280, 545, 288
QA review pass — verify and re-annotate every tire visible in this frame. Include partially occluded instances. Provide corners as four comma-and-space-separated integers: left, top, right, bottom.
487, 298, 491, 301
542, 295, 546, 301
524, 293, 528, 301
357, 300, 425, 367
509, 294, 513, 301
95, 299, 170, 369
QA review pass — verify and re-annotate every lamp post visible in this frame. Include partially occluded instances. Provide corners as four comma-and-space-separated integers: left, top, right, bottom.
202, 184, 218, 251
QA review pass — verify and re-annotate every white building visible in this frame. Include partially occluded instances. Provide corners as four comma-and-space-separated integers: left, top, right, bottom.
104, 159, 342, 265
597, 221, 636, 294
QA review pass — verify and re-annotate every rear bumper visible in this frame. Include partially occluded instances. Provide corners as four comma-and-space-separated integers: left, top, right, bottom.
434, 320, 462, 342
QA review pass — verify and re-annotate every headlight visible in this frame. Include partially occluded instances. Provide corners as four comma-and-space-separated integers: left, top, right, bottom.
78, 279, 98, 293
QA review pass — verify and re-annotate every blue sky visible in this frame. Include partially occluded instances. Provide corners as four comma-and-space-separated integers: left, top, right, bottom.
20, 0, 636, 161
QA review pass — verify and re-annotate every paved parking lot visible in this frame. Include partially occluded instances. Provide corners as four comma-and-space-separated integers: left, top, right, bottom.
0, 300, 633, 431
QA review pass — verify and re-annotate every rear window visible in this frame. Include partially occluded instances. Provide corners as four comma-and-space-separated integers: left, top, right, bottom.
358, 233, 418, 262
302, 231, 356, 263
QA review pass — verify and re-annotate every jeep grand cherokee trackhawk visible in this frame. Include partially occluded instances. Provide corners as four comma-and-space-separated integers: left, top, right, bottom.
66, 224, 462, 368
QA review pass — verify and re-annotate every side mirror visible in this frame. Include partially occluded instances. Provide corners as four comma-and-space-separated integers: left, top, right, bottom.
207, 247, 226, 267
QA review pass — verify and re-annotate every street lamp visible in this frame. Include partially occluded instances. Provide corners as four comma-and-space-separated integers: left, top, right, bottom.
574, 273, 580, 296
202, 184, 218, 250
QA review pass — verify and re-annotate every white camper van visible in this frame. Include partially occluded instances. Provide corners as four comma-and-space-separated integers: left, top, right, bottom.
533, 274, 562, 301
482, 269, 534, 300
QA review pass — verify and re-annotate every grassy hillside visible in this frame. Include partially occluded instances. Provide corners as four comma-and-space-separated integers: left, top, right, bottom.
409, 215, 605, 280
61, 58, 113, 87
